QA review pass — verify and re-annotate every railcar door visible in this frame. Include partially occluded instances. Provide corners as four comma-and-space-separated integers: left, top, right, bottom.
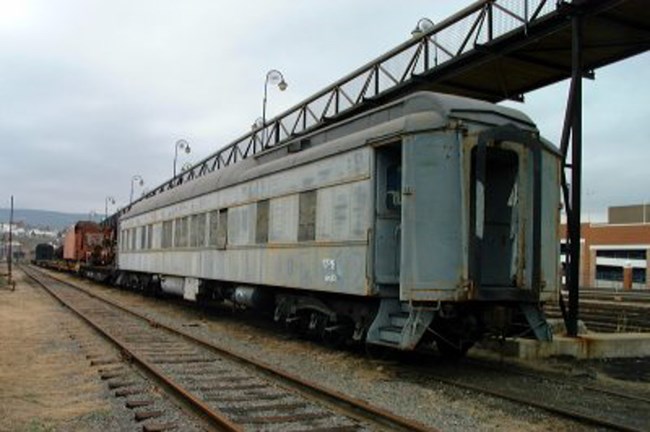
469, 124, 543, 301
373, 144, 402, 285
399, 132, 465, 301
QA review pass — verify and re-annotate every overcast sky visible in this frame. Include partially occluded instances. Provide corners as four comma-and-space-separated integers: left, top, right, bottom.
1, 0, 648, 222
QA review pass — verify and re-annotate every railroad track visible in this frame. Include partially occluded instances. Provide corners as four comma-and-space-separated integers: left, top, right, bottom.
396, 355, 650, 432
22, 265, 436, 432
569, 289, 650, 303
545, 302, 650, 333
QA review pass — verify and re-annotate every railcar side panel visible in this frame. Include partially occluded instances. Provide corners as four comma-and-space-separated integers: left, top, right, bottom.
118, 148, 373, 296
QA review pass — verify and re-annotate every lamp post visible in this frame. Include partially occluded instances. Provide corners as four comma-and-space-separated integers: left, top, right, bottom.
105, 196, 115, 219
130, 175, 144, 203
411, 17, 438, 66
174, 139, 191, 177
262, 69, 288, 143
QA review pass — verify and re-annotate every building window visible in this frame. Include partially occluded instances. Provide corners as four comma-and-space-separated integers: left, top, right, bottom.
596, 249, 646, 260
256, 200, 270, 244
595, 265, 623, 282
298, 190, 317, 241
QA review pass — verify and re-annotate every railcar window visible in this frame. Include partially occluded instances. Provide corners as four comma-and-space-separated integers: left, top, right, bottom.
174, 217, 189, 248
298, 190, 317, 241
217, 209, 228, 249
130, 228, 136, 251
174, 218, 181, 248
386, 164, 402, 211
162, 220, 173, 249
140, 226, 146, 250
190, 213, 206, 248
256, 200, 270, 244
147, 225, 153, 249
187, 216, 193, 247
208, 210, 219, 247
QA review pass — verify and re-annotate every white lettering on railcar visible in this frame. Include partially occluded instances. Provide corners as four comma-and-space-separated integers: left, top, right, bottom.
322, 259, 338, 283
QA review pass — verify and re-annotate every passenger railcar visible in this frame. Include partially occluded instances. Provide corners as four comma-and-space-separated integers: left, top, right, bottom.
116, 91, 561, 355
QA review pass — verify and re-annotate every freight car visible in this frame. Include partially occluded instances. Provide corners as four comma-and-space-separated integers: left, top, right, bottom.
114, 92, 561, 356
46, 221, 114, 274
33, 243, 54, 264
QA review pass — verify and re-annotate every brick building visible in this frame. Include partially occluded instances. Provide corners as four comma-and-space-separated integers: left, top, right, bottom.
561, 204, 650, 289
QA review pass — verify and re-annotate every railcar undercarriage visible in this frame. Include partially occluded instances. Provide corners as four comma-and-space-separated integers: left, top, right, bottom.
112, 269, 549, 358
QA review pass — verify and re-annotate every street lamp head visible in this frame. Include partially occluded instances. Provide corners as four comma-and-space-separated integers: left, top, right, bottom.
266, 69, 288, 91
132, 174, 144, 185
412, 17, 435, 38
176, 139, 190, 153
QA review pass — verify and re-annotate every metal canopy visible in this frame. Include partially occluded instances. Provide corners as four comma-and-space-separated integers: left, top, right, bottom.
411, 0, 650, 102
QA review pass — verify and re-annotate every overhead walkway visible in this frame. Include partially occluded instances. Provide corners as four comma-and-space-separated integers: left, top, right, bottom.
144, 0, 648, 196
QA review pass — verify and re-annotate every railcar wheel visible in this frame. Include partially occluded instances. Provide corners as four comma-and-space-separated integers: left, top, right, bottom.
435, 337, 474, 360
430, 311, 482, 360
364, 343, 392, 360
321, 319, 353, 348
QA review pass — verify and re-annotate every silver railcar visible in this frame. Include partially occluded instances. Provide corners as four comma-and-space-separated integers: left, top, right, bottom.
117, 91, 561, 355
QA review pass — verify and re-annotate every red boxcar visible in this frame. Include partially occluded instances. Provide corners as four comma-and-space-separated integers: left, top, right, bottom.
63, 221, 110, 264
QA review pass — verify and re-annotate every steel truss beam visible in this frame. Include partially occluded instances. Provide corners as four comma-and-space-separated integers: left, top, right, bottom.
559, 11, 584, 337
126, 0, 560, 209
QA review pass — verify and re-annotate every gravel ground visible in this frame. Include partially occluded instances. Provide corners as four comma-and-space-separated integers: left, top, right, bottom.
2, 269, 206, 431
0, 270, 125, 431
50, 271, 608, 432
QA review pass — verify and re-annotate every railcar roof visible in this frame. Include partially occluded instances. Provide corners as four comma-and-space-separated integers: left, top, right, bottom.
123, 91, 543, 220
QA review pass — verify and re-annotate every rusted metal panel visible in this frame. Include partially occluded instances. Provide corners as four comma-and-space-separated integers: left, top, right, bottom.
63, 225, 77, 260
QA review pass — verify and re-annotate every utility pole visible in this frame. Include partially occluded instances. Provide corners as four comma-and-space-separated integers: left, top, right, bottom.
8, 195, 13, 288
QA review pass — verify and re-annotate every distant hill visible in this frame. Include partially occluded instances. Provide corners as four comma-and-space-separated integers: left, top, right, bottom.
0, 208, 91, 231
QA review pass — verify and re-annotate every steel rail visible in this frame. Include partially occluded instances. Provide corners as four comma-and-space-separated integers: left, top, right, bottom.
24, 265, 439, 432
415, 361, 647, 432
461, 357, 650, 406
22, 265, 243, 432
